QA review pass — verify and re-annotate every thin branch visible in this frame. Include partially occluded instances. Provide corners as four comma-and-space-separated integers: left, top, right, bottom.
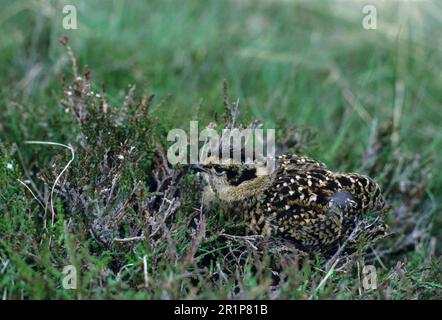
25, 141, 75, 227
113, 235, 146, 243
16, 179, 45, 210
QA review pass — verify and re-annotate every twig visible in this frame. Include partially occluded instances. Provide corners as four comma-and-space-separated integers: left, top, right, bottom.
143, 255, 149, 288
116, 263, 134, 281
219, 233, 263, 251
310, 221, 365, 299
59, 36, 78, 79
113, 235, 146, 243
25, 141, 75, 227
309, 258, 340, 299
16, 179, 45, 210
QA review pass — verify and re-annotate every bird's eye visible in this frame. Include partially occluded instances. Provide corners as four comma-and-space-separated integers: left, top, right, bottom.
213, 165, 225, 174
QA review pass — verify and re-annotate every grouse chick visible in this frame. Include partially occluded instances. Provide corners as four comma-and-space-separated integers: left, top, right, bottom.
192, 154, 388, 254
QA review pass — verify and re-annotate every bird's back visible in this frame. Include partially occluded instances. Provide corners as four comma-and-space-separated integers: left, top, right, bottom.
248, 154, 386, 253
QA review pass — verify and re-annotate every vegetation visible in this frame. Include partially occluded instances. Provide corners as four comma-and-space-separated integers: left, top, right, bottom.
0, 0, 441, 299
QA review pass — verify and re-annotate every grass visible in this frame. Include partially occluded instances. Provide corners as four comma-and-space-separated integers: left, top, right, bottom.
0, 0, 441, 299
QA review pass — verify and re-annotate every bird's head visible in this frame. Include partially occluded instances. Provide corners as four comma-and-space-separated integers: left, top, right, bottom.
190, 156, 274, 205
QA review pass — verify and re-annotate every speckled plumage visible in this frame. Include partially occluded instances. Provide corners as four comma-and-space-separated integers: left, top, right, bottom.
195, 153, 388, 255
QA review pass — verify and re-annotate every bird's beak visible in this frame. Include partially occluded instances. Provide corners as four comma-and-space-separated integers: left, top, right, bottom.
190, 164, 209, 173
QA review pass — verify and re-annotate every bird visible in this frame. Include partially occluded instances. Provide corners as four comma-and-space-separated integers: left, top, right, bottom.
191, 153, 388, 255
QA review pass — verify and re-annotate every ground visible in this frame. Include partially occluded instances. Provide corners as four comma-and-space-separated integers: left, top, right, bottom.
0, 0, 441, 299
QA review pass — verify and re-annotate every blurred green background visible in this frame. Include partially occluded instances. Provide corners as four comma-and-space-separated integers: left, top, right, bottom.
0, 0, 441, 299
1, 0, 441, 150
